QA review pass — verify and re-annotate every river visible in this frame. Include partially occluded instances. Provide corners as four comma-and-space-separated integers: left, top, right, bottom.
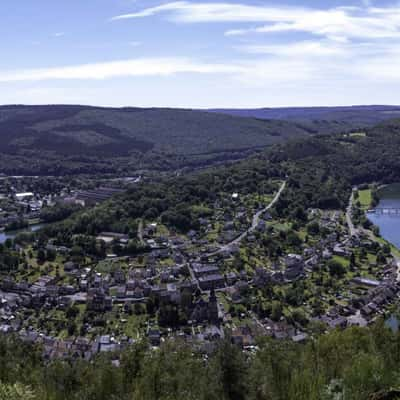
0, 223, 45, 244
368, 183, 400, 249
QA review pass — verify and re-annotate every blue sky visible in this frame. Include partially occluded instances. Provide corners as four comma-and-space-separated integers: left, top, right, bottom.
1, 0, 400, 107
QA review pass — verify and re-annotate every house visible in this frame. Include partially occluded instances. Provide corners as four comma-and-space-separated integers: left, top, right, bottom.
231, 325, 254, 348
116, 286, 126, 299
64, 261, 78, 273
284, 254, 303, 267
284, 255, 304, 281
192, 264, 220, 278
15, 192, 34, 201
198, 274, 225, 290
190, 289, 219, 323
87, 288, 112, 312
148, 329, 161, 346
321, 316, 348, 329
226, 272, 238, 286
284, 264, 304, 281
351, 277, 381, 288
333, 244, 350, 257
256, 220, 267, 232
253, 268, 271, 288
347, 314, 368, 327
322, 249, 333, 260
114, 269, 126, 284
292, 333, 308, 343
1, 277, 15, 291
361, 304, 374, 318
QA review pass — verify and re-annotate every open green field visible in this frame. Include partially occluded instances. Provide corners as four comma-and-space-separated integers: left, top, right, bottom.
349, 132, 366, 138
357, 188, 372, 210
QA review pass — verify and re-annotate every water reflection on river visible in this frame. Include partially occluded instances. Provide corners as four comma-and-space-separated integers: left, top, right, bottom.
368, 185, 400, 249
0, 223, 45, 244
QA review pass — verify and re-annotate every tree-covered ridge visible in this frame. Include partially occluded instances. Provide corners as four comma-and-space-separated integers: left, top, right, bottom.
2, 105, 398, 176
38, 118, 400, 239
0, 321, 399, 400
0, 105, 319, 175
210, 105, 400, 129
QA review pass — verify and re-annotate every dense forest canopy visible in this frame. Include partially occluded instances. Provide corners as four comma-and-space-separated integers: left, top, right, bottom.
0, 321, 399, 400
0, 105, 321, 175
0, 105, 397, 175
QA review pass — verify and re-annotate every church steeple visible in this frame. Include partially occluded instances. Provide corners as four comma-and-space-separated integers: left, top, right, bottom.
208, 287, 219, 324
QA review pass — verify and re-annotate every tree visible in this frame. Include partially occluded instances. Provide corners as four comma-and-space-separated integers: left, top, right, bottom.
307, 221, 320, 236
37, 249, 46, 264
271, 301, 283, 321
328, 260, 346, 278
287, 232, 302, 247
213, 339, 248, 400
350, 252, 356, 271
0, 382, 36, 400
376, 251, 387, 265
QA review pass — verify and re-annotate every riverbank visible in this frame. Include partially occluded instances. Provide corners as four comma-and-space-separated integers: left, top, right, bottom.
361, 183, 400, 256
0, 223, 46, 244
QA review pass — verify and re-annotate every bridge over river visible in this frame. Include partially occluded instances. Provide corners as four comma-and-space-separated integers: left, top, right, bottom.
369, 208, 400, 215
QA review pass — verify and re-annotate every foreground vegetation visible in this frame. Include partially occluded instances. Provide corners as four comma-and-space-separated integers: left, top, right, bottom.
0, 321, 399, 400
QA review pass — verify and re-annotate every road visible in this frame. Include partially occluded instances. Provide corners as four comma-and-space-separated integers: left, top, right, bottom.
346, 188, 357, 237
137, 219, 144, 244
206, 181, 286, 257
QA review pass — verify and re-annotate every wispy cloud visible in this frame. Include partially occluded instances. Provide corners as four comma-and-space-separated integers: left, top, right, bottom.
0, 58, 241, 82
113, 1, 400, 41
239, 40, 349, 57
112, 2, 311, 23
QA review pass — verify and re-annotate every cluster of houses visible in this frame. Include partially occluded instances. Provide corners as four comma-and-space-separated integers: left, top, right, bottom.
0, 191, 56, 230
316, 269, 400, 330
1, 180, 400, 361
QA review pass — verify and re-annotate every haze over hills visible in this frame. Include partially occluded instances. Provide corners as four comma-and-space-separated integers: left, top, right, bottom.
209, 105, 400, 131
0, 104, 399, 175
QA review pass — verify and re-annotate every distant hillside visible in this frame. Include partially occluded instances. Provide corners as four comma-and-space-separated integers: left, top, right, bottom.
209, 105, 400, 132
0, 105, 319, 175
1, 104, 398, 175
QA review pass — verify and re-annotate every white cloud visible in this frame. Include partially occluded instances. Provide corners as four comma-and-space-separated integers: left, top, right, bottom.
225, 12, 400, 40
113, 2, 400, 41
112, 2, 189, 20
238, 40, 348, 57
3, 42, 400, 87
4, 2, 400, 107
0, 58, 241, 82
112, 2, 313, 23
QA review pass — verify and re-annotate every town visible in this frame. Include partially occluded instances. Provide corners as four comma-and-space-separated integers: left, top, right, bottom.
0, 174, 398, 361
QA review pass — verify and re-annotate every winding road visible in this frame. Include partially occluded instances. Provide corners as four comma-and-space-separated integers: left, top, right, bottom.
346, 188, 357, 237
206, 181, 286, 257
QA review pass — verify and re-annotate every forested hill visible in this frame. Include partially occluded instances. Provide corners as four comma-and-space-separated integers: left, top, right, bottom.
209, 105, 400, 133
0, 105, 317, 175
40, 118, 400, 238
1, 104, 399, 175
